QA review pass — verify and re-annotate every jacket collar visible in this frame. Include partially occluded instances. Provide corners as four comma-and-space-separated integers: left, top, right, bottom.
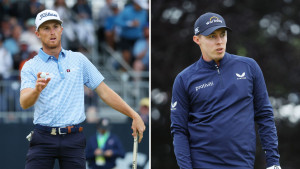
197, 52, 230, 69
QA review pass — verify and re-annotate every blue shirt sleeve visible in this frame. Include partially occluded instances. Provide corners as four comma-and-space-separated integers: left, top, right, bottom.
133, 39, 146, 57
252, 60, 280, 167
80, 53, 105, 90
114, 7, 132, 28
20, 61, 36, 91
170, 74, 193, 169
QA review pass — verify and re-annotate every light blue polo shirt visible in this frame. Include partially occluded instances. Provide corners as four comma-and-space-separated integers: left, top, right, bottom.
20, 48, 104, 127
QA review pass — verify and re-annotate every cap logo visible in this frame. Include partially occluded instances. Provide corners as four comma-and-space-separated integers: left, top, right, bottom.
39, 12, 58, 21
206, 16, 222, 25
194, 27, 199, 34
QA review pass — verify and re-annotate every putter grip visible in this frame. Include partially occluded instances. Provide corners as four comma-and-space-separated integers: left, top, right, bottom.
132, 133, 139, 169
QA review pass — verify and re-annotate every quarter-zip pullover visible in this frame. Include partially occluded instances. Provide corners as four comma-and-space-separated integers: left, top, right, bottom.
170, 52, 280, 169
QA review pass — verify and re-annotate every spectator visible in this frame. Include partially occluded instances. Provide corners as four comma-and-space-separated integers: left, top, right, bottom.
1, 16, 12, 39
114, 0, 148, 70
10, 0, 44, 24
0, 0, 12, 22
3, 24, 22, 56
133, 23, 149, 80
52, 0, 77, 49
86, 118, 125, 169
29, 0, 45, 18
85, 106, 99, 124
18, 48, 37, 80
0, 33, 13, 112
13, 37, 30, 75
0, 33, 13, 80
138, 97, 149, 125
72, 0, 95, 49
104, 2, 120, 50
96, 0, 115, 44
20, 18, 42, 53
84, 85, 99, 111
72, 0, 92, 20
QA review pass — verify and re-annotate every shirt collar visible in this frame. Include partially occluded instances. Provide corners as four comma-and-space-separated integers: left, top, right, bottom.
38, 48, 67, 62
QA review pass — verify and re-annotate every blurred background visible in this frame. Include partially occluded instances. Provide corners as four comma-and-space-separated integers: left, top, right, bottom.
152, 0, 300, 169
0, 0, 149, 168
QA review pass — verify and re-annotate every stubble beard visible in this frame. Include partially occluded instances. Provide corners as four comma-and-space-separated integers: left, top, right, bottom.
42, 40, 61, 50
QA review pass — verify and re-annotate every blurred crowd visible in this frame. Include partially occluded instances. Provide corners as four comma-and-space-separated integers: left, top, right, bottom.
0, 0, 149, 115
0, 0, 149, 80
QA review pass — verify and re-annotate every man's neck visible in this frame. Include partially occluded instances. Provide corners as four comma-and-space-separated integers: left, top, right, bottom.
42, 46, 62, 59
202, 54, 223, 66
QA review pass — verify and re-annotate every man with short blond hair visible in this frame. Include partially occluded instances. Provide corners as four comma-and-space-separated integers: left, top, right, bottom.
20, 9, 145, 169
170, 12, 281, 169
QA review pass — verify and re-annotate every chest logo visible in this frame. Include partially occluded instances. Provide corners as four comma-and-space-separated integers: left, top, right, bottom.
236, 72, 246, 80
195, 81, 214, 91
66, 67, 79, 73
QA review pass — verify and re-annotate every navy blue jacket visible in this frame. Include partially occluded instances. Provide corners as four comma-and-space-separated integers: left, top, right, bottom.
170, 53, 280, 169
86, 133, 125, 169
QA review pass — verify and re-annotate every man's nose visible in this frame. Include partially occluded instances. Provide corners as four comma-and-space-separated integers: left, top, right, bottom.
216, 36, 223, 43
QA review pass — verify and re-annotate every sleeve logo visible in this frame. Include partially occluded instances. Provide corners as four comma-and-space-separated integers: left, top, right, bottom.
171, 101, 177, 110
194, 27, 200, 35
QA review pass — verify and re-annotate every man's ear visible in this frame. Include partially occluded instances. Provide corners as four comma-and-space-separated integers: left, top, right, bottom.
35, 30, 40, 39
193, 35, 201, 45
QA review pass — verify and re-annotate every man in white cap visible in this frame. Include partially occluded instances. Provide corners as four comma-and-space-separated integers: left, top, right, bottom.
133, 0, 148, 10
20, 9, 145, 169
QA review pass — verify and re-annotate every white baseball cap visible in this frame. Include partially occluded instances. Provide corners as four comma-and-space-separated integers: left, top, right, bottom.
35, 9, 63, 31
133, 0, 149, 10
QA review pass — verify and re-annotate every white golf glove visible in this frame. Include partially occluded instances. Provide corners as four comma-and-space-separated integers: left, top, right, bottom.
266, 165, 281, 169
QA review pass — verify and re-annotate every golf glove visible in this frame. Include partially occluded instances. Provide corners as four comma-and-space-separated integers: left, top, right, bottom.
266, 165, 281, 169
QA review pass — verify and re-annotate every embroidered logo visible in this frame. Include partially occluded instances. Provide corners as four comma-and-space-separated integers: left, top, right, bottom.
236, 72, 246, 80
171, 101, 177, 110
206, 16, 223, 25
39, 12, 58, 20
66, 67, 79, 73
194, 27, 199, 34
195, 81, 214, 91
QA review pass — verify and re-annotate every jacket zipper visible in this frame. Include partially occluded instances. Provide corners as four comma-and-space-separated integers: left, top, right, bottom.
215, 65, 224, 88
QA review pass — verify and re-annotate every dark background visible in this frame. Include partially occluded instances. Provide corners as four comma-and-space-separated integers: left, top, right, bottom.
151, 0, 300, 169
